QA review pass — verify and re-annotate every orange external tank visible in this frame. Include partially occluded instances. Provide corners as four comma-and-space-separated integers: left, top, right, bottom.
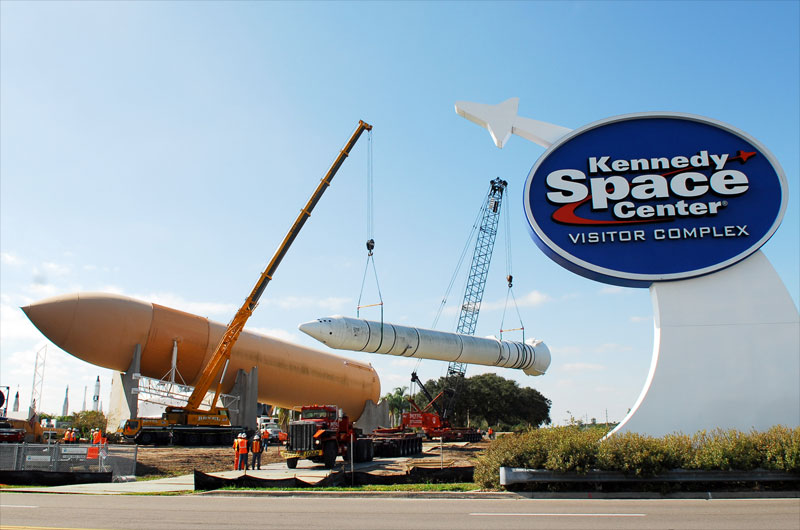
21, 292, 380, 420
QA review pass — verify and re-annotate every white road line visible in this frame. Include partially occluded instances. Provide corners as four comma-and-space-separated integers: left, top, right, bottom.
470, 513, 646, 517
0, 504, 39, 508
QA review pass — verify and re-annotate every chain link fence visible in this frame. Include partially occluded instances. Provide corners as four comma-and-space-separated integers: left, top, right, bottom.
0, 443, 138, 481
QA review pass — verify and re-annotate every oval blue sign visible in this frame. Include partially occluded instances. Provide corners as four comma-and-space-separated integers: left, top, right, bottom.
523, 112, 788, 287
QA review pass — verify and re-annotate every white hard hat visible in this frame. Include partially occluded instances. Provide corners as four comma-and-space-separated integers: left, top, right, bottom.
254, 435, 260, 439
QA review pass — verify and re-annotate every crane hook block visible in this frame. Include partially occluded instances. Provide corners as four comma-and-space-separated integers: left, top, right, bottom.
366, 239, 375, 255
507, 274, 513, 287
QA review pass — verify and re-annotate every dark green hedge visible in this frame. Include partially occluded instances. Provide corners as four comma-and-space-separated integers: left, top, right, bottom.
474, 425, 800, 489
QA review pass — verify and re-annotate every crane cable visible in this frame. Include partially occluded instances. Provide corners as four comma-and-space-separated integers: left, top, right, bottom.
499, 188, 525, 342
357, 129, 384, 325
421, 193, 488, 378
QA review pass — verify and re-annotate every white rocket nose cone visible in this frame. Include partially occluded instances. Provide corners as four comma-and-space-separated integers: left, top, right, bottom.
298, 319, 330, 343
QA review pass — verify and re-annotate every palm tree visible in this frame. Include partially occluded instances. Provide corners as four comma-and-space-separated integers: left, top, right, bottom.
381, 386, 408, 427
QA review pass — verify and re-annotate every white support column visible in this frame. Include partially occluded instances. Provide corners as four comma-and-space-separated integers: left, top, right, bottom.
107, 344, 141, 431
611, 250, 800, 436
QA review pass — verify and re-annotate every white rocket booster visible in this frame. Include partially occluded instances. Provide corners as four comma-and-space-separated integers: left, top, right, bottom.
299, 315, 551, 376
62, 386, 69, 416
92, 376, 100, 412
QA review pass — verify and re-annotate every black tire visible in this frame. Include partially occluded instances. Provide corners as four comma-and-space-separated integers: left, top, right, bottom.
187, 433, 200, 446
357, 439, 368, 463
322, 440, 337, 469
366, 440, 374, 461
138, 432, 153, 445
286, 457, 298, 469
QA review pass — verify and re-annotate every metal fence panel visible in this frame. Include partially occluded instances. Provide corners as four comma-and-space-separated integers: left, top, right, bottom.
0, 444, 138, 481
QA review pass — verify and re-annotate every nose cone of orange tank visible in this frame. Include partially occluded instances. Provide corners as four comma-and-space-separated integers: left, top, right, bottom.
21, 293, 80, 348
21, 292, 154, 372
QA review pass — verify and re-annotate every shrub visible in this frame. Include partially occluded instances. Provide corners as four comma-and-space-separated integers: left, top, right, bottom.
474, 425, 799, 490
691, 429, 762, 471
661, 433, 694, 469
474, 426, 602, 488
544, 428, 602, 473
753, 426, 800, 471
597, 432, 672, 476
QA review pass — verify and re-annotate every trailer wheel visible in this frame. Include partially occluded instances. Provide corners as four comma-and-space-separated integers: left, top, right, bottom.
286, 457, 298, 469
323, 440, 337, 469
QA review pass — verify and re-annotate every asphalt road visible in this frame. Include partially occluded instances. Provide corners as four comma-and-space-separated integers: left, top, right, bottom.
1, 493, 799, 530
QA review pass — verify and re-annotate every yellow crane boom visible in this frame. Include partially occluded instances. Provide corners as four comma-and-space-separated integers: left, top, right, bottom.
184, 120, 373, 413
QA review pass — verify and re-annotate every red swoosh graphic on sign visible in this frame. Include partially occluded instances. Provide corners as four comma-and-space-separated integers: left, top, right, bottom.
550, 150, 756, 226
551, 197, 669, 226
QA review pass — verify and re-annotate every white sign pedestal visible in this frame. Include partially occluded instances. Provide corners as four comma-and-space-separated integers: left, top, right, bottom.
610, 250, 799, 436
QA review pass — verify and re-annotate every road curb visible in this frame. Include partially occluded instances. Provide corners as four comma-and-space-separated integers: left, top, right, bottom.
198, 489, 517, 499
196, 489, 800, 500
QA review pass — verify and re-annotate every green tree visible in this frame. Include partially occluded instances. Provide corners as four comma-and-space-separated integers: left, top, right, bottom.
70, 410, 107, 438
421, 373, 550, 430
381, 386, 409, 427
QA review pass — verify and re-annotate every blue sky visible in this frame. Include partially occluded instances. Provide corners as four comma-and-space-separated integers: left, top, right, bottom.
1, 1, 797, 426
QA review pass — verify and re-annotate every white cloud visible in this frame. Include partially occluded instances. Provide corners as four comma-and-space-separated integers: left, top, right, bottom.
551, 343, 632, 356
550, 345, 583, 356
41, 262, 70, 276
1, 252, 24, 266
27, 282, 62, 298
561, 362, 606, 372
389, 358, 418, 368
132, 292, 238, 318
594, 343, 633, 354
443, 289, 551, 314
248, 327, 298, 344
381, 372, 411, 388
0, 302, 45, 342
264, 296, 352, 312
1, 343, 115, 416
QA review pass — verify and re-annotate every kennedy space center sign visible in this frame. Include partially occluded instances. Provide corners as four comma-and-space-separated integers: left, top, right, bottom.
523, 112, 788, 287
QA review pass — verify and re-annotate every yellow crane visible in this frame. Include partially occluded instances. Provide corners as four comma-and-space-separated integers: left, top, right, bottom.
123, 120, 372, 444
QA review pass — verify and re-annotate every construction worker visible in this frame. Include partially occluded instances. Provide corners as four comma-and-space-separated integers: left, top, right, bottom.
236, 433, 249, 471
92, 428, 101, 445
88, 429, 100, 459
250, 434, 264, 470
232, 436, 239, 469
487, 427, 494, 440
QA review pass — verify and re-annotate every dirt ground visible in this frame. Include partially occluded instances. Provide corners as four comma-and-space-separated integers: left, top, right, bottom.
134, 441, 488, 477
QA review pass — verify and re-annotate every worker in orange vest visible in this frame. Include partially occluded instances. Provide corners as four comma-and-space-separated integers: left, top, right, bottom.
62, 429, 70, 444
92, 428, 102, 445
88, 429, 100, 459
487, 427, 494, 440
232, 436, 238, 469
250, 434, 264, 470
236, 433, 249, 470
